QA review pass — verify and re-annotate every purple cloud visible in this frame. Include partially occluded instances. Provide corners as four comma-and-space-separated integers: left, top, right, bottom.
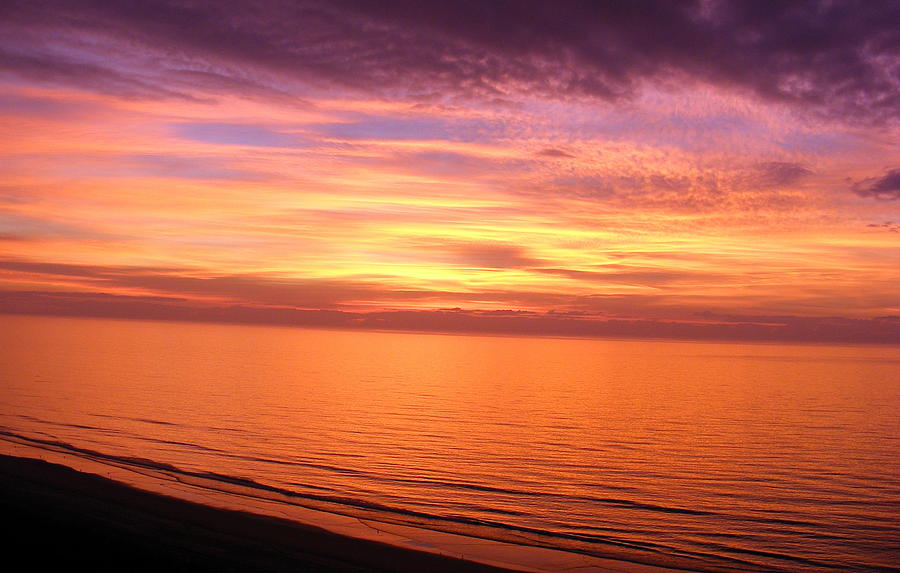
4, 287, 900, 344
1, 1, 896, 122
450, 243, 542, 269
536, 148, 574, 158
749, 162, 812, 188
853, 168, 900, 200
533, 267, 729, 287
172, 123, 307, 148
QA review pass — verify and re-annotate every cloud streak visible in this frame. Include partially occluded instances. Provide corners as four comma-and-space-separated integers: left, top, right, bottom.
3, 288, 900, 344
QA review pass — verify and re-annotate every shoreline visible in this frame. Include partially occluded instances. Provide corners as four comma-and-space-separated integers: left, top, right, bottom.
0, 453, 530, 573
0, 450, 695, 572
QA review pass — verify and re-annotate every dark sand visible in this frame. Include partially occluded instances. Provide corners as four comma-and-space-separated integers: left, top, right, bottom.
0, 454, 528, 572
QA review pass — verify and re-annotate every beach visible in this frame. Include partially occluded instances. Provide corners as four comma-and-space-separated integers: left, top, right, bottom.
1, 450, 697, 573
0, 430, 695, 573
1, 453, 533, 573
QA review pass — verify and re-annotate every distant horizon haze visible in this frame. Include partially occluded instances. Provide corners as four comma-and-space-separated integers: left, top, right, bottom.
3, 303, 900, 344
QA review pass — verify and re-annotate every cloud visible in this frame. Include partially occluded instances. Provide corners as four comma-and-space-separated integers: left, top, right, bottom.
443, 243, 543, 269
0, 187, 38, 205
0, 260, 406, 308
171, 123, 308, 148
367, 150, 526, 180
4, 288, 900, 344
0, 214, 115, 241
123, 154, 277, 181
536, 148, 574, 158
9, 152, 278, 182
313, 117, 455, 141
165, 69, 313, 105
520, 158, 820, 213
2, 1, 897, 122
0, 47, 200, 101
533, 267, 728, 287
4, 256, 900, 343
0, 260, 188, 283
310, 115, 507, 143
748, 162, 812, 188
853, 168, 900, 200
866, 221, 899, 233
0, 92, 102, 118
0, 2, 897, 344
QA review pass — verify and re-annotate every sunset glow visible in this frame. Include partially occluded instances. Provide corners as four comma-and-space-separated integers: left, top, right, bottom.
2, 1, 899, 341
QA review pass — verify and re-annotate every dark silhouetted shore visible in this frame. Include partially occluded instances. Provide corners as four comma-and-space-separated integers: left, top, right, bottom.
0, 454, 528, 573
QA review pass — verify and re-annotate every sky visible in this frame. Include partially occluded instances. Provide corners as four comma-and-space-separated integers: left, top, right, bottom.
1, 0, 899, 342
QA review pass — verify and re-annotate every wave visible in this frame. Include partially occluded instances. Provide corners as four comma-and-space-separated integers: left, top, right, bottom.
0, 428, 759, 571
2, 428, 887, 572
13, 416, 714, 517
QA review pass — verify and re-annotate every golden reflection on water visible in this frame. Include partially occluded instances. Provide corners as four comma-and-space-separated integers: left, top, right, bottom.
2, 315, 899, 571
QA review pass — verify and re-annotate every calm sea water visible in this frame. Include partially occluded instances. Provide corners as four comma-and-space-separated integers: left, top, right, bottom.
1, 315, 898, 572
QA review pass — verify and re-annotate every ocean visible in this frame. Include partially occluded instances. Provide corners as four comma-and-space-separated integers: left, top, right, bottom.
1, 314, 898, 571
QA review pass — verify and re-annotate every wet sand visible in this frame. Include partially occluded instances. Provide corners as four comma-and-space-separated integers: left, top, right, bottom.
0, 454, 530, 573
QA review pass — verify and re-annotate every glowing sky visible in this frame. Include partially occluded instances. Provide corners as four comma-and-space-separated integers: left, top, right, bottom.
1, 1, 899, 341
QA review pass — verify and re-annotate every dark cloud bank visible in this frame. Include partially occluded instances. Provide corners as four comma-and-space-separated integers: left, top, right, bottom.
2, 0, 898, 123
4, 289, 900, 344
2, 260, 899, 344
853, 168, 900, 200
